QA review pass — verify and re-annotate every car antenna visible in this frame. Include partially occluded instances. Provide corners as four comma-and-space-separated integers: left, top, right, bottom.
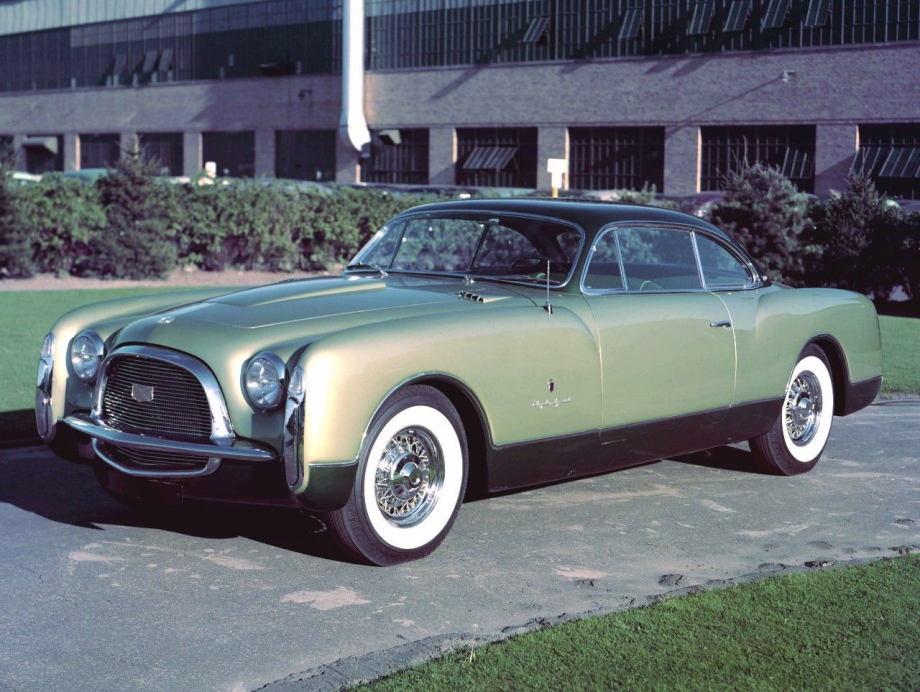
544, 260, 553, 315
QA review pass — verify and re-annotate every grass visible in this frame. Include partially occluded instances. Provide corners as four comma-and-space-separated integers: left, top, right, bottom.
878, 315, 920, 394
0, 292, 917, 442
0, 288, 175, 442
362, 556, 920, 691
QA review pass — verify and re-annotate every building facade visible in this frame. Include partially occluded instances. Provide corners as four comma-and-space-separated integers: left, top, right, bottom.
0, 0, 918, 197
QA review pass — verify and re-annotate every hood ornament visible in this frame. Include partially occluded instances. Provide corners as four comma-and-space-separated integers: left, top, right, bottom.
157, 315, 175, 325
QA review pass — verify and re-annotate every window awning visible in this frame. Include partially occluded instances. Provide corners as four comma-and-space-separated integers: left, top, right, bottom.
142, 50, 159, 74
619, 7, 644, 39
781, 148, 814, 179
688, 2, 715, 35
804, 0, 831, 27
463, 146, 517, 171
762, 0, 791, 29
158, 48, 173, 72
723, 0, 751, 32
851, 145, 887, 177
879, 147, 920, 178
22, 136, 59, 155
522, 16, 549, 44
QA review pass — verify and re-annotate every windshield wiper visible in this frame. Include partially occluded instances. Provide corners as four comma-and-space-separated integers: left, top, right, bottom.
344, 263, 388, 277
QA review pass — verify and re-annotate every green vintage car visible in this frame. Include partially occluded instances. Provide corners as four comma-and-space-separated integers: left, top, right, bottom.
36, 199, 882, 565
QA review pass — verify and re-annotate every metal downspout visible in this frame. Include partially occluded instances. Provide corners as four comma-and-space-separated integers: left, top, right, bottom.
339, 0, 371, 153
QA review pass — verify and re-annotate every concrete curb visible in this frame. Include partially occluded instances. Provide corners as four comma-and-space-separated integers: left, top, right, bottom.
255, 552, 918, 692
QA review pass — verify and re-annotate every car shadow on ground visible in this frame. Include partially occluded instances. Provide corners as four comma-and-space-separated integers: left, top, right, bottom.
0, 442, 766, 562
0, 447, 351, 563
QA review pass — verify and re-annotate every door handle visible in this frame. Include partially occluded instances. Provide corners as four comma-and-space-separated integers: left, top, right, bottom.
710, 320, 732, 328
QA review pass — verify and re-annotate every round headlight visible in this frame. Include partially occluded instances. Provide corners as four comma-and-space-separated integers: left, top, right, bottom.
70, 331, 105, 383
245, 352, 287, 411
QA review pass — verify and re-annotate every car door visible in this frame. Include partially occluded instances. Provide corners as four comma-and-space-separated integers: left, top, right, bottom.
581, 225, 736, 436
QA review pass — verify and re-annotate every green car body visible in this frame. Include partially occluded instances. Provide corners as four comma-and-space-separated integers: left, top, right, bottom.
38, 199, 882, 518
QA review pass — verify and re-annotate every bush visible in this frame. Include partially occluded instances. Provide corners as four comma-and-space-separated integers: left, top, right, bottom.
0, 164, 33, 278
903, 211, 920, 302
82, 149, 179, 279
17, 174, 107, 275
302, 188, 433, 268
710, 163, 820, 287
809, 177, 907, 301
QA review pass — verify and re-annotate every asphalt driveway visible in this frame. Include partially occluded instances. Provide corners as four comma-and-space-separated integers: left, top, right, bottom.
1, 401, 919, 692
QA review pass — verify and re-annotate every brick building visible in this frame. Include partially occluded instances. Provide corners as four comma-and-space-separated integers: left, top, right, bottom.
0, 0, 918, 197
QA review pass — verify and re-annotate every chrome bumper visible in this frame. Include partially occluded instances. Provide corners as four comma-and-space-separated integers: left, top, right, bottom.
64, 413, 277, 479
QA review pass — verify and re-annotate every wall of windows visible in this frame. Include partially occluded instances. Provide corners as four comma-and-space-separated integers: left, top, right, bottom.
0, 0, 917, 93
0, 0, 340, 93
700, 125, 816, 191
365, 0, 920, 70
275, 129, 337, 181
853, 124, 920, 199
568, 127, 665, 191
362, 128, 429, 184
456, 127, 538, 188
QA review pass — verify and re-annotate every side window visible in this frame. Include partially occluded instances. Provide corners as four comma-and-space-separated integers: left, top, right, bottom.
695, 235, 754, 288
583, 230, 624, 291
474, 223, 536, 270
617, 227, 702, 291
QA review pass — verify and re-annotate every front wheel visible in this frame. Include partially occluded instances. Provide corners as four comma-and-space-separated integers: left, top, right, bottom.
329, 385, 468, 565
749, 344, 835, 475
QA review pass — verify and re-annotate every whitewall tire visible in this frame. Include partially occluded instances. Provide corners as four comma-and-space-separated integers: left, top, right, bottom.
750, 344, 835, 476
329, 385, 468, 565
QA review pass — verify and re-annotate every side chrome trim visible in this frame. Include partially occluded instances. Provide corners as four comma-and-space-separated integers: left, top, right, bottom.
66, 413, 276, 462
91, 344, 235, 446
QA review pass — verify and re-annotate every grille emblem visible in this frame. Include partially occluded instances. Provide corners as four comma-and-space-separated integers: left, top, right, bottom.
131, 384, 155, 403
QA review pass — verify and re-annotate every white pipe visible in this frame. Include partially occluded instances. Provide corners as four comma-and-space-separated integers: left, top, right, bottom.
340, 0, 371, 152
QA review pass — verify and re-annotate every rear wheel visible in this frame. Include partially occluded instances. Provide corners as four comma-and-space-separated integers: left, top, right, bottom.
329, 385, 468, 565
749, 344, 835, 476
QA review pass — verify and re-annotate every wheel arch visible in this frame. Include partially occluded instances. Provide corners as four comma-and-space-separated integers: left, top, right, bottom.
804, 334, 849, 416
385, 374, 493, 500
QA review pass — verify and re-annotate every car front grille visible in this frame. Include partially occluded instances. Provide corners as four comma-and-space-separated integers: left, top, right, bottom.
98, 441, 210, 473
101, 355, 213, 441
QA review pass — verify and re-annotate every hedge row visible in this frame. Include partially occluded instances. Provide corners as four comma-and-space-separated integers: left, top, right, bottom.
0, 153, 432, 280
1, 155, 919, 302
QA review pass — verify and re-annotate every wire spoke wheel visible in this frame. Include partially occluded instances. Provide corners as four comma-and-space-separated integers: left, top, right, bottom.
374, 427, 444, 527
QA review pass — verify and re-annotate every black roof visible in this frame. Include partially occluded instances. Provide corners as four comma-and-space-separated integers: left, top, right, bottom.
399, 198, 735, 244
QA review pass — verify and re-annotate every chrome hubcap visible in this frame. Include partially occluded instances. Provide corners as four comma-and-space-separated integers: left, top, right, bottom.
784, 371, 822, 446
375, 428, 443, 527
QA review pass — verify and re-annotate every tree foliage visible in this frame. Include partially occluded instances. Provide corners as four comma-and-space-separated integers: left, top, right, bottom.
710, 163, 820, 287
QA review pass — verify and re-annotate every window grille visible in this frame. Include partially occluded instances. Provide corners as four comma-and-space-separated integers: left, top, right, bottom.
455, 128, 537, 188
362, 128, 430, 184
569, 127, 665, 191
700, 125, 816, 192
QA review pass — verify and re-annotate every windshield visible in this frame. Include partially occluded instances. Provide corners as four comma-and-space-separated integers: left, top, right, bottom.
350, 214, 583, 285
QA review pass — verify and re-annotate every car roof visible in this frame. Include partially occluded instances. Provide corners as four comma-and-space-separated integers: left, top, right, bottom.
398, 197, 736, 244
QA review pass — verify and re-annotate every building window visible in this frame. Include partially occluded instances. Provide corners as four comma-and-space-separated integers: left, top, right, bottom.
456, 128, 537, 188
569, 127, 665, 191
701, 125, 816, 192
275, 130, 336, 182
854, 124, 920, 200
203, 131, 255, 178
362, 129, 429, 185
139, 132, 184, 176
80, 134, 120, 169
23, 135, 63, 174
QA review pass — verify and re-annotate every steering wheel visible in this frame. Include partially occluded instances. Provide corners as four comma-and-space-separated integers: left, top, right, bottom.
508, 255, 567, 275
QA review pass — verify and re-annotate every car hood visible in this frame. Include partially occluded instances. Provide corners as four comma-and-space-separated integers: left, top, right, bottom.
113, 274, 538, 360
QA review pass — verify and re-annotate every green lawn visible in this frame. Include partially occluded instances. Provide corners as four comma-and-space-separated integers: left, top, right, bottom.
0, 291, 917, 442
363, 556, 920, 691
0, 288, 176, 441
879, 315, 920, 394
